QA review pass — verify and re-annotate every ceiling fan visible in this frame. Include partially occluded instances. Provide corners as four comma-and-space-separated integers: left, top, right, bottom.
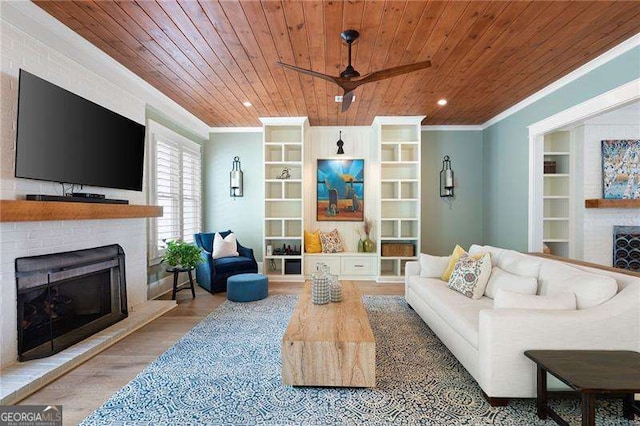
277, 29, 431, 112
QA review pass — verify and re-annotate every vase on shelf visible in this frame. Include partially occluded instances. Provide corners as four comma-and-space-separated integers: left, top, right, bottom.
363, 234, 375, 253
357, 239, 364, 252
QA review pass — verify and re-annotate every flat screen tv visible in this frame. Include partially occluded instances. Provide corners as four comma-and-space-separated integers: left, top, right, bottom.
15, 69, 145, 191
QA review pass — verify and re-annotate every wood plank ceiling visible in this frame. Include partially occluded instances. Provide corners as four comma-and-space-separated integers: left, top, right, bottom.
34, 1, 640, 127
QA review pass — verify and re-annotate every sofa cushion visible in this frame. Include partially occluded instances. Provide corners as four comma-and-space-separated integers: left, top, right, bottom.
448, 253, 492, 300
214, 256, 256, 273
469, 244, 505, 267
538, 261, 618, 309
494, 289, 576, 310
484, 266, 538, 299
498, 251, 542, 278
419, 253, 450, 278
408, 276, 492, 349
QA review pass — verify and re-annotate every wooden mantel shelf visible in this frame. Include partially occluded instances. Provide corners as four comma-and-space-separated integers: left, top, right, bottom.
585, 199, 640, 209
0, 200, 163, 222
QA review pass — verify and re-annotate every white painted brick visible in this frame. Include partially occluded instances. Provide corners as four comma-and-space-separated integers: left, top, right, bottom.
580, 122, 640, 265
0, 18, 150, 368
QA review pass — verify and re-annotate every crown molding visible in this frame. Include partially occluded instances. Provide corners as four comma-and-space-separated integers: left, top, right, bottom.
209, 127, 263, 133
482, 32, 640, 129
421, 125, 483, 131
1, 1, 210, 139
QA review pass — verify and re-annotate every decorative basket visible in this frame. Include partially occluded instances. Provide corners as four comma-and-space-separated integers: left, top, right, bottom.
544, 161, 556, 174
381, 243, 414, 257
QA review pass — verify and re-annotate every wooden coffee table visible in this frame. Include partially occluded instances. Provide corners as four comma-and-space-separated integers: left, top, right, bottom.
282, 280, 376, 387
524, 350, 640, 426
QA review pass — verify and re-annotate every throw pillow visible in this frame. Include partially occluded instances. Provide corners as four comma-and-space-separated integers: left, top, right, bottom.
304, 230, 322, 253
319, 228, 345, 253
498, 250, 542, 278
484, 266, 538, 299
447, 253, 492, 299
211, 232, 239, 259
441, 245, 486, 281
419, 253, 451, 278
494, 289, 576, 310
441, 245, 466, 281
538, 261, 618, 309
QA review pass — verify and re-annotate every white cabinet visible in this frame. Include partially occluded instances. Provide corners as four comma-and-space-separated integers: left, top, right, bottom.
304, 253, 377, 279
260, 117, 308, 281
373, 116, 424, 282
542, 131, 572, 257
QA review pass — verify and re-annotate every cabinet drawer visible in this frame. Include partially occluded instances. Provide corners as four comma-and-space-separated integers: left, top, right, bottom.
304, 256, 341, 276
340, 256, 377, 276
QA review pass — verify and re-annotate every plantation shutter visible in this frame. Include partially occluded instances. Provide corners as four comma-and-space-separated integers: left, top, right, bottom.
148, 119, 203, 262
156, 139, 181, 249
182, 147, 201, 244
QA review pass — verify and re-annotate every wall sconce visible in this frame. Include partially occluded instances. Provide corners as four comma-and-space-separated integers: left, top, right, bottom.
230, 156, 243, 198
440, 155, 454, 197
336, 131, 344, 155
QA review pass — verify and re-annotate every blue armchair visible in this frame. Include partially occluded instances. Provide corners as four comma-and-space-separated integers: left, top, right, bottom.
194, 231, 258, 293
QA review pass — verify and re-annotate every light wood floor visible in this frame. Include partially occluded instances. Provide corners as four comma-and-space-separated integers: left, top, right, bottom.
19, 280, 403, 426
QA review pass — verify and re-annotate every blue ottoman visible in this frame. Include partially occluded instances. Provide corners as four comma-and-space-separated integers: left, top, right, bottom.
227, 273, 268, 302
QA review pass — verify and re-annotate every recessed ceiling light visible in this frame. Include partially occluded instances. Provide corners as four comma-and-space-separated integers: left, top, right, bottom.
243, 101, 252, 107
437, 99, 447, 106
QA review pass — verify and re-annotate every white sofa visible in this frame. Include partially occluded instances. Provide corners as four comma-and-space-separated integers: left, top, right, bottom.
405, 244, 640, 403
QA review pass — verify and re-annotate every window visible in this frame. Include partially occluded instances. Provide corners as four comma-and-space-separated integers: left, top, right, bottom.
147, 120, 202, 262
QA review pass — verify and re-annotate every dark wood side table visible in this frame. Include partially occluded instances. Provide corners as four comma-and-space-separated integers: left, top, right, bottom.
524, 350, 640, 426
166, 266, 196, 300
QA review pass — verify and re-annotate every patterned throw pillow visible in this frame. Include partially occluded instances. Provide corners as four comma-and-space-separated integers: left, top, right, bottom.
319, 228, 345, 253
447, 253, 492, 299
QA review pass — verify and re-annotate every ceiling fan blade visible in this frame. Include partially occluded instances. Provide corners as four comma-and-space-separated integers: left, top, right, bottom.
341, 91, 354, 113
277, 61, 341, 86
357, 60, 432, 85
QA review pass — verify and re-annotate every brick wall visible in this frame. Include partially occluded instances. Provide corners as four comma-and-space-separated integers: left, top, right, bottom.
580, 115, 640, 266
1, 16, 146, 367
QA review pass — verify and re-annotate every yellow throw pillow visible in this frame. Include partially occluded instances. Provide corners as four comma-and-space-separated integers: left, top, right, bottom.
304, 230, 322, 253
440, 245, 487, 281
441, 245, 466, 281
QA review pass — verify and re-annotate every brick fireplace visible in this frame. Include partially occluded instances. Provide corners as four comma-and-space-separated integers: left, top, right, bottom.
613, 226, 640, 272
16, 245, 128, 361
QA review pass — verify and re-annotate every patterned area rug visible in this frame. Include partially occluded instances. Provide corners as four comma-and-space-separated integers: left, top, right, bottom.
81, 295, 634, 425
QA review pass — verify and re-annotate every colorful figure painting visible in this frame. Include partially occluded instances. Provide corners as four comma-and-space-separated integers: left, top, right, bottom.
602, 139, 640, 199
317, 159, 364, 221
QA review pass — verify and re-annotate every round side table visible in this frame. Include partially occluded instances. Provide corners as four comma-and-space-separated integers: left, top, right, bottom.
166, 266, 196, 300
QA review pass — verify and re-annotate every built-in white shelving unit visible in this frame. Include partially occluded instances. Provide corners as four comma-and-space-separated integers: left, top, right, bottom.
373, 116, 424, 282
542, 131, 572, 257
260, 117, 308, 281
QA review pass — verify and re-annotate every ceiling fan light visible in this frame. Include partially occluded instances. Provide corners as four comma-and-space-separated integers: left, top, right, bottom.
437, 99, 447, 106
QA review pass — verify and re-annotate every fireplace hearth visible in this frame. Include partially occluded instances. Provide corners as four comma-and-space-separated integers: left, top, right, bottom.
16, 245, 127, 361
613, 226, 640, 272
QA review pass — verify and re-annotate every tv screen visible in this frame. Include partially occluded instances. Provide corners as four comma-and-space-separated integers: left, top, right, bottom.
15, 69, 145, 191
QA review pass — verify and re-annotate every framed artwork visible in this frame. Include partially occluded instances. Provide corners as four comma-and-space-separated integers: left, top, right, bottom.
317, 159, 364, 221
601, 139, 640, 199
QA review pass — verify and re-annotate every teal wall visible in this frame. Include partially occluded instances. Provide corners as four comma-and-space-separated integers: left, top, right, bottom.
422, 130, 484, 255
483, 46, 640, 251
204, 132, 264, 260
